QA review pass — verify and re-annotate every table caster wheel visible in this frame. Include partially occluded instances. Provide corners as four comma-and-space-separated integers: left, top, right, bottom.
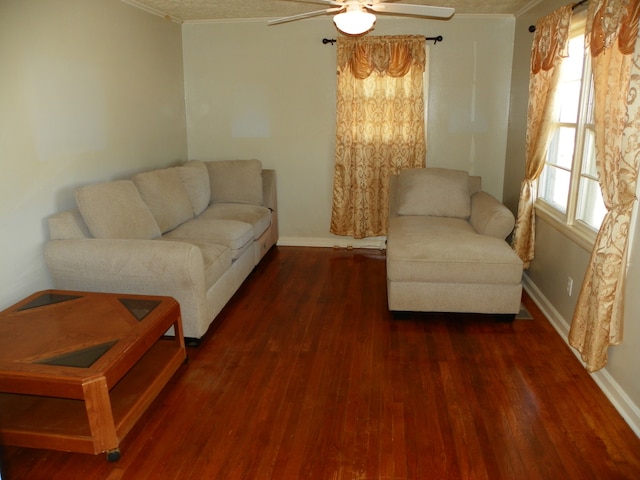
106, 448, 121, 462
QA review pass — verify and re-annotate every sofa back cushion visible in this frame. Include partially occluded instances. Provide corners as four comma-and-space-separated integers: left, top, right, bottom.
396, 168, 471, 218
176, 160, 211, 216
133, 168, 194, 233
76, 180, 161, 239
206, 159, 263, 206
469, 175, 482, 195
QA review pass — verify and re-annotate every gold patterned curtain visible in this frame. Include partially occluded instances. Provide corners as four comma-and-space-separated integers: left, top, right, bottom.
569, 0, 640, 372
330, 35, 426, 238
512, 5, 573, 268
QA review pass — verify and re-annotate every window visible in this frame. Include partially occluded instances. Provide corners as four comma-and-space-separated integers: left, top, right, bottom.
537, 15, 606, 245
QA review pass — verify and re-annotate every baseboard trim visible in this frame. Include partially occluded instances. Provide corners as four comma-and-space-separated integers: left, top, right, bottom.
523, 274, 640, 438
277, 236, 387, 250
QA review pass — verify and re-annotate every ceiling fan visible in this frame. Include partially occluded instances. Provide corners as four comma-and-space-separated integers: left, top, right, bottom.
268, 1, 455, 36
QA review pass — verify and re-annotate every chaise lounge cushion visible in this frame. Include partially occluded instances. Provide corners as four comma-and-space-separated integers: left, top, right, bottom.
133, 168, 194, 234
207, 159, 263, 206
76, 180, 161, 240
396, 168, 471, 219
387, 216, 523, 285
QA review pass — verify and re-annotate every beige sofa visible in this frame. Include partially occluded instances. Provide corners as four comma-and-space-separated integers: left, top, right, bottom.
386, 167, 523, 317
44, 159, 278, 341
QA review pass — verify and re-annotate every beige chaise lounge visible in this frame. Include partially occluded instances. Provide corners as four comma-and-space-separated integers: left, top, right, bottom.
386, 167, 523, 317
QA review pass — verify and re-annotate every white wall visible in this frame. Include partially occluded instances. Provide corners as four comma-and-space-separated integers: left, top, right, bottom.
506, 1, 640, 434
0, 0, 187, 310
182, 15, 515, 247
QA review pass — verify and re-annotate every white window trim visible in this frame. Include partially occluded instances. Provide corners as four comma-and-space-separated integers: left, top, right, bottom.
535, 200, 598, 252
535, 11, 599, 253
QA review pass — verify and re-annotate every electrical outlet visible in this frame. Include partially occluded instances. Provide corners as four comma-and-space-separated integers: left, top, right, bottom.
567, 277, 574, 296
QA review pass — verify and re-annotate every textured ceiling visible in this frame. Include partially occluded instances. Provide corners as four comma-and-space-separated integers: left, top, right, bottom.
125, 0, 537, 22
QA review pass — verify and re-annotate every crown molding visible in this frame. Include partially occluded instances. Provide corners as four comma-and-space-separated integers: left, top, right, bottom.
515, 0, 545, 16
121, 0, 183, 24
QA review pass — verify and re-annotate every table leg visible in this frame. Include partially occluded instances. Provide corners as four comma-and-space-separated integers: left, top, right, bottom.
83, 376, 119, 456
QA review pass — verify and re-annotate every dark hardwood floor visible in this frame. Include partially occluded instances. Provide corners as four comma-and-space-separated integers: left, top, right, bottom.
3, 246, 640, 479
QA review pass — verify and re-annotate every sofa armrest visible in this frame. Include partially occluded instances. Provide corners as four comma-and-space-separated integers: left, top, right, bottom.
262, 169, 277, 212
469, 192, 515, 239
48, 209, 91, 240
262, 169, 279, 246
44, 238, 206, 297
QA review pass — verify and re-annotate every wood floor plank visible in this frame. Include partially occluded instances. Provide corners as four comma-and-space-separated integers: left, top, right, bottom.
2, 246, 640, 479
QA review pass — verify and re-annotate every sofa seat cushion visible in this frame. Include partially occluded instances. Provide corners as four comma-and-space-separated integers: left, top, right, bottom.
163, 218, 253, 259
386, 216, 523, 285
160, 239, 231, 288
198, 203, 271, 239
76, 180, 161, 240
133, 168, 194, 234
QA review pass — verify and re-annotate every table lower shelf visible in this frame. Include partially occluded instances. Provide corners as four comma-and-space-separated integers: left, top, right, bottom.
0, 337, 185, 456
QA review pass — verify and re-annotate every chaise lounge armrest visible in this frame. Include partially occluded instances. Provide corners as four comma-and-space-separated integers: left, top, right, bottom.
44, 238, 207, 299
469, 191, 516, 240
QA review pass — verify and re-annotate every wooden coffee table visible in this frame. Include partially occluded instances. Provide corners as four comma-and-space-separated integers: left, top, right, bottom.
0, 290, 186, 461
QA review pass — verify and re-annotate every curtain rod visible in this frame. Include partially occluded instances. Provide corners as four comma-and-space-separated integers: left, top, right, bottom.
322, 36, 443, 45
528, 0, 588, 32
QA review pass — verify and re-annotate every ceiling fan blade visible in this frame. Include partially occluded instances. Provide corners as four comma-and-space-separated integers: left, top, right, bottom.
367, 3, 455, 18
268, 7, 344, 25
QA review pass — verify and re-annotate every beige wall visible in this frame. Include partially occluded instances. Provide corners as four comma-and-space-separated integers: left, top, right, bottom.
506, 1, 640, 433
0, 0, 187, 309
182, 15, 515, 247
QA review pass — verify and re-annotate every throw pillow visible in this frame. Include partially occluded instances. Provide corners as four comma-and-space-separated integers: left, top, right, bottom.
396, 168, 471, 218
206, 159, 263, 206
76, 180, 161, 239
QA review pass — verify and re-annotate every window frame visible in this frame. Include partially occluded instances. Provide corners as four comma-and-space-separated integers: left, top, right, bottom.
535, 12, 602, 252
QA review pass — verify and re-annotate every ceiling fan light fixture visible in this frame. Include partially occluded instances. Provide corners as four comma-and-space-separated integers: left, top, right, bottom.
333, 9, 376, 35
